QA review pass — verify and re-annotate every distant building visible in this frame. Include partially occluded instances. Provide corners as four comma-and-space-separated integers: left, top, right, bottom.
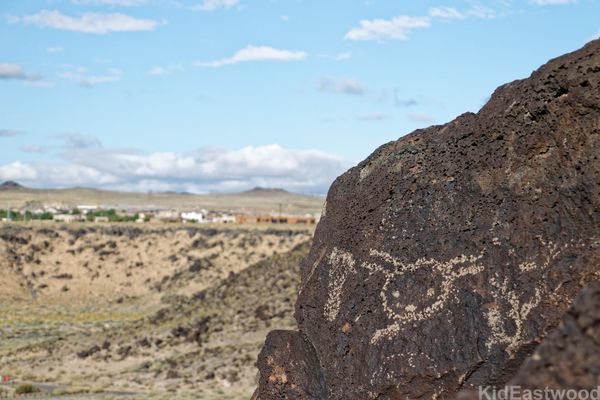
156, 210, 180, 223
235, 214, 258, 224
136, 213, 147, 223
77, 205, 99, 214
94, 216, 109, 223
53, 214, 84, 223
181, 211, 205, 223
212, 214, 236, 224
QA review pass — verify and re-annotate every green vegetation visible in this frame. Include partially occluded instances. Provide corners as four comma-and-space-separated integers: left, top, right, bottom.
85, 209, 139, 222
0, 209, 53, 221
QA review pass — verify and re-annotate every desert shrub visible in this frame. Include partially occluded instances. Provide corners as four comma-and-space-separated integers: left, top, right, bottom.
15, 384, 38, 395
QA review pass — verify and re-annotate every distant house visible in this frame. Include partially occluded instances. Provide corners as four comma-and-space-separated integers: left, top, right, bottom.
156, 210, 180, 223
181, 211, 205, 223
136, 213, 147, 223
212, 214, 236, 224
77, 205, 99, 214
94, 216, 109, 223
53, 214, 84, 223
235, 214, 258, 224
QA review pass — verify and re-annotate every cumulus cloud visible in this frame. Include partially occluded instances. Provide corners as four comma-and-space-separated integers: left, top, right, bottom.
345, 16, 430, 41
0, 145, 349, 194
196, 46, 307, 67
0, 161, 39, 181
193, 0, 239, 11
318, 77, 367, 96
59, 67, 121, 87
0, 63, 41, 81
24, 10, 159, 34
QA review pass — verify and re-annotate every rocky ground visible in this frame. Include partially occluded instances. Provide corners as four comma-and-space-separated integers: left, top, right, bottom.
0, 224, 312, 399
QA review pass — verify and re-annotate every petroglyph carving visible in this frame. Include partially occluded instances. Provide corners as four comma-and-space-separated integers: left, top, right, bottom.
323, 247, 485, 344
323, 239, 578, 347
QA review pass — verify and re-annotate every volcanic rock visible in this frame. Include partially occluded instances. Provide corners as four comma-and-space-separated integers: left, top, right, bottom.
254, 39, 600, 399
509, 284, 600, 390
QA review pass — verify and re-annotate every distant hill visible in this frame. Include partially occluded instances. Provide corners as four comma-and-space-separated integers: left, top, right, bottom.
241, 187, 290, 196
0, 181, 25, 191
0, 184, 324, 213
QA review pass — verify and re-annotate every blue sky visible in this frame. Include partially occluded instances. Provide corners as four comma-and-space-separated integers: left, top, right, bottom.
0, 0, 598, 193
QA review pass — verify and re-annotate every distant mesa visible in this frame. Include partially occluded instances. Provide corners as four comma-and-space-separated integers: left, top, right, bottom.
241, 187, 290, 196
0, 181, 25, 191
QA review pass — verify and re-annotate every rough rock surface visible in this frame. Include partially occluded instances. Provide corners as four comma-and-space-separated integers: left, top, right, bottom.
509, 284, 600, 389
457, 285, 600, 399
254, 39, 600, 399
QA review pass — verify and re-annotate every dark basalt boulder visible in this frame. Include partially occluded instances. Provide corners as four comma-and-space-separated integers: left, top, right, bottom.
254, 39, 600, 399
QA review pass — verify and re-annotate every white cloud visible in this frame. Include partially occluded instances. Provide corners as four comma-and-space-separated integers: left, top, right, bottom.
59, 67, 121, 87
0, 63, 41, 81
72, 0, 148, 5
318, 77, 367, 96
193, 0, 239, 12
196, 45, 307, 68
47, 46, 64, 53
530, 0, 574, 4
429, 7, 466, 20
0, 162, 39, 181
0, 145, 349, 194
429, 5, 498, 20
147, 64, 183, 76
465, 5, 498, 19
345, 16, 430, 41
24, 10, 159, 34
320, 52, 352, 61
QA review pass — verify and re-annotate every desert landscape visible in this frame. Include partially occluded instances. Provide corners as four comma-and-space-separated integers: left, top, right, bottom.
0, 222, 313, 399
2, 2, 598, 399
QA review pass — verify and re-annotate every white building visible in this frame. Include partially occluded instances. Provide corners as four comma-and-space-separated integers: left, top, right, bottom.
181, 211, 205, 223
77, 205, 99, 214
